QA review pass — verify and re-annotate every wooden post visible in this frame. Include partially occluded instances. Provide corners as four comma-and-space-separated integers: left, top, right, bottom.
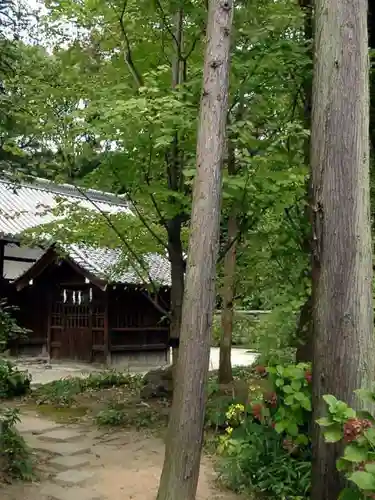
0, 240, 5, 281
46, 289, 52, 361
104, 289, 110, 365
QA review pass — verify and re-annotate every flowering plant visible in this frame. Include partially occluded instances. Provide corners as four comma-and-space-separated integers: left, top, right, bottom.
318, 389, 375, 499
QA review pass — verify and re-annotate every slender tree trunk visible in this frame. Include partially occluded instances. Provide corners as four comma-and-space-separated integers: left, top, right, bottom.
218, 209, 237, 384
311, 0, 375, 498
156, 1, 234, 498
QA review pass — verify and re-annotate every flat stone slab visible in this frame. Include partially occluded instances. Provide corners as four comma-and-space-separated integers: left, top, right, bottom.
28, 437, 91, 456
48, 454, 92, 471
39, 429, 82, 443
54, 469, 95, 486
16, 417, 63, 435
40, 484, 102, 500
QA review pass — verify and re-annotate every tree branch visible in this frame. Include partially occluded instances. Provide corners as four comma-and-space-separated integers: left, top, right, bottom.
109, 0, 144, 88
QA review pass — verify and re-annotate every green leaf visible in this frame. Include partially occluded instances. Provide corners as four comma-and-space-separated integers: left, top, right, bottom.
282, 385, 293, 394
291, 380, 302, 391
336, 458, 351, 471
323, 426, 343, 443
275, 421, 286, 433
338, 488, 363, 500
287, 422, 299, 437
323, 395, 339, 408
365, 463, 375, 474
348, 470, 375, 491
364, 428, 375, 447
316, 417, 334, 428
284, 395, 294, 406
275, 378, 284, 387
343, 444, 368, 463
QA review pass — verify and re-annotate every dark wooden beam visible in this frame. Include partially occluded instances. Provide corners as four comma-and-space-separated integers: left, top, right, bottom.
3, 256, 37, 263
0, 240, 4, 280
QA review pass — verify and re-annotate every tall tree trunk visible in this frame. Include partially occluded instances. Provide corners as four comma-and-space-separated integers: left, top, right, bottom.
295, 0, 313, 363
156, 1, 234, 498
218, 208, 237, 384
167, 8, 185, 371
310, 0, 375, 498
168, 217, 184, 369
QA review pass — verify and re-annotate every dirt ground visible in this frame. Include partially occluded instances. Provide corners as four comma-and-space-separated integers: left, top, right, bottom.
1, 414, 244, 500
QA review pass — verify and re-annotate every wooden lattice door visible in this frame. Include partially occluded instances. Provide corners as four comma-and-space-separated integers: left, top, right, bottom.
50, 285, 93, 361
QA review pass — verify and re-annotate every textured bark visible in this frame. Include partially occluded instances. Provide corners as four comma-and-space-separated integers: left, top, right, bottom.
295, 295, 313, 363
218, 209, 237, 384
167, 8, 185, 370
310, 0, 375, 498
295, 0, 313, 363
156, 1, 233, 499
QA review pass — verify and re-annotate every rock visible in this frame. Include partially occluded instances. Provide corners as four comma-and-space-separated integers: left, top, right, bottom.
140, 365, 174, 399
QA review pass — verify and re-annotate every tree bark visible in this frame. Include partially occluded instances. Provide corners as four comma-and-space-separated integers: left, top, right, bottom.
156, 1, 234, 498
295, 0, 313, 363
218, 208, 237, 384
167, 8, 185, 371
310, 0, 375, 498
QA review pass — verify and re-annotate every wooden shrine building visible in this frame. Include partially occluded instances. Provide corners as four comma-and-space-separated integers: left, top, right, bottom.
0, 178, 171, 368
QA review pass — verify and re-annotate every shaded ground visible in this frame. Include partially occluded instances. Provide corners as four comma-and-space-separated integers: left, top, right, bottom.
1, 412, 244, 500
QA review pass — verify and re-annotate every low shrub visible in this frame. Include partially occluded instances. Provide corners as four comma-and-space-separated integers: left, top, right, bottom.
216, 362, 313, 498
0, 359, 31, 399
95, 401, 167, 429
33, 371, 143, 406
217, 418, 311, 498
0, 408, 33, 482
318, 388, 375, 499
0, 299, 29, 352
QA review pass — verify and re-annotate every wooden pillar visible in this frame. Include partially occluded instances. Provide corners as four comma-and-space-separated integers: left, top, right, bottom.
104, 289, 110, 365
46, 289, 52, 360
0, 240, 4, 282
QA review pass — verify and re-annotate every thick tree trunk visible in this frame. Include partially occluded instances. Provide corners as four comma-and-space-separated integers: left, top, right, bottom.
218, 210, 237, 384
156, 2, 234, 499
310, 1, 375, 499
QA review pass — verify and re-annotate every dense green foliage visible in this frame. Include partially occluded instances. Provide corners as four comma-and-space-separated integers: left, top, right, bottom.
318, 389, 375, 499
0, 359, 31, 399
215, 363, 312, 498
0, 408, 33, 482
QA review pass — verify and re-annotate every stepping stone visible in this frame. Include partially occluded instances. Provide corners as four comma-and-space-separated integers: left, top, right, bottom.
40, 484, 102, 500
48, 454, 92, 471
29, 438, 91, 456
54, 469, 95, 486
16, 417, 63, 435
39, 429, 82, 443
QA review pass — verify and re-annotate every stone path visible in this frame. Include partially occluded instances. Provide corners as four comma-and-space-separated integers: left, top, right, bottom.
16, 416, 103, 500
3, 413, 241, 500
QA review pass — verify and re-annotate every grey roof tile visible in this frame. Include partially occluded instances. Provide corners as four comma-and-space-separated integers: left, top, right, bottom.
0, 178, 171, 286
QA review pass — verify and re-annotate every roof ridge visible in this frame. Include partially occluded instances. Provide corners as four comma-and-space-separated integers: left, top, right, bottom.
0, 176, 129, 208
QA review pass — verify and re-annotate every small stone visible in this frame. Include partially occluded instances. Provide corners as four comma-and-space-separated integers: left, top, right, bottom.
48, 454, 92, 471
40, 484, 102, 500
54, 469, 95, 486
39, 429, 82, 443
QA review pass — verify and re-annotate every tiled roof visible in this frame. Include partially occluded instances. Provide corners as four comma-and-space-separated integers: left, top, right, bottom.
68, 245, 171, 286
0, 177, 171, 286
0, 177, 130, 237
